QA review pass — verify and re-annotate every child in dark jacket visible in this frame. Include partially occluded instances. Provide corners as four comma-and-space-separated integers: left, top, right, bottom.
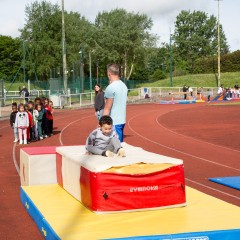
36, 104, 44, 140
10, 104, 18, 142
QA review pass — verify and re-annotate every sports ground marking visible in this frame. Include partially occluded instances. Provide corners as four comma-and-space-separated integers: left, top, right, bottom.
156, 112, 240, 154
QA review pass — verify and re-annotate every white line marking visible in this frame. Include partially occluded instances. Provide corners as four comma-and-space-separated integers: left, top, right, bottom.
59, 115, 93, 145
156, 114, 240, 154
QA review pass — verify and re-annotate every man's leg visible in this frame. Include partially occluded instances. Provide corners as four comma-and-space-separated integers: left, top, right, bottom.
114, 124, 125, 142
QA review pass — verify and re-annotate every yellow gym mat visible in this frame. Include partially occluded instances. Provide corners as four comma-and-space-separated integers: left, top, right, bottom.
20, 184, 240, 240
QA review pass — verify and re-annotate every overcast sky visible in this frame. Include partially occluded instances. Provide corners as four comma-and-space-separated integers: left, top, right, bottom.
0, 0, 239, 51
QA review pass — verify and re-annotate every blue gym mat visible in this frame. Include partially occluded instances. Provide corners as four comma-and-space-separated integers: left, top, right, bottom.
209, 176, 240, 190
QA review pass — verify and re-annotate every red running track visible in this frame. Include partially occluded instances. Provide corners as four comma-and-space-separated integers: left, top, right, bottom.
0, 103, 239, 239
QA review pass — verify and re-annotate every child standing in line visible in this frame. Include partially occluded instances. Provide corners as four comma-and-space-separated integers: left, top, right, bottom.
42, 98, 49, 138
36, 104, 44, 140
15, 103, 29, 144
28, 101, 35, 141
24, 104, 33, 143
10, 104, 18, 143
32, 106, 39, 141
86, 115, 126, 157
49, 100, 54, 135
44, 99, 53, 136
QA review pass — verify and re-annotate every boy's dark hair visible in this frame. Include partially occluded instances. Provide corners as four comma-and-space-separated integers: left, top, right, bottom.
99, 115, 113, 126
12, 102, 17, 107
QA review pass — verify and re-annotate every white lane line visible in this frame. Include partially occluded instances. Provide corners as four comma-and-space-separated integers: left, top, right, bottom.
186, 178, 240, 200
59, 115, 93, 146
127, 112, 240, 172
156, 113, 240, 154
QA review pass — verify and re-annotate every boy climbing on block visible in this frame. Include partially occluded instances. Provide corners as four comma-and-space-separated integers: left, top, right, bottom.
86, 115, 126, 157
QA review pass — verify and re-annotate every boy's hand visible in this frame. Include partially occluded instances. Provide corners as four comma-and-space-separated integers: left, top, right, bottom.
117, 148, 126, 157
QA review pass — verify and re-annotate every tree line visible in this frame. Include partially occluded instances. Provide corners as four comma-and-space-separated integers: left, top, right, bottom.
0, 0, 237, 86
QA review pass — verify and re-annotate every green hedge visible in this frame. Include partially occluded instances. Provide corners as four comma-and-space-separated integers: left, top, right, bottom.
194, 50, 240, 74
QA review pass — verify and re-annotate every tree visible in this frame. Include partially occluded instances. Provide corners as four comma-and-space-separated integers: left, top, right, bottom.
19, 1, 62, 80
19, 1, 93, 81
173, 10, 229, 73
94, 9, 157, 80
0, 35, 21, 81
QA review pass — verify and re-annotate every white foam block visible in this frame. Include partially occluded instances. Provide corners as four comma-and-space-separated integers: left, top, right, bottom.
20, 147, 57, 186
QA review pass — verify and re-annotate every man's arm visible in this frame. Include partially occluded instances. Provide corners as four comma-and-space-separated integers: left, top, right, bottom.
103, 98, 113, 116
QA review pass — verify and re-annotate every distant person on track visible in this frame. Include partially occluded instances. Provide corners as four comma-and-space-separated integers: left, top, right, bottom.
207, 89, 211, 102
86, 115, 126, 157
183, 84, 188, 100
188, 86, 193, 97
94, 84, 105, 121
103, 63, 128, 142
233, 82, 239, 98
20, 86, 29, 103
10, 104, 18, 143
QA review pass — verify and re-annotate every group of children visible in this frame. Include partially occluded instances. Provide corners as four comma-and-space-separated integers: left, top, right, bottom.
10, 97, 54, 144
10, 96, 125, 157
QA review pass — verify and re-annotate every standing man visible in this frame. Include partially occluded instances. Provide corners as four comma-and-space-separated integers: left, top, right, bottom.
183, 84, 188, 100
20, 85, 29, 103
103, 64, 128, 142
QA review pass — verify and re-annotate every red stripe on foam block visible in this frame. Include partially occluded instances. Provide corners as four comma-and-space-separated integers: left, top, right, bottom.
22, 146, 57, 155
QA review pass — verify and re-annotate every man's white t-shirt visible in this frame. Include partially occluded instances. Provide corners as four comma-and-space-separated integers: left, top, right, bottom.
105, 80, 128, 125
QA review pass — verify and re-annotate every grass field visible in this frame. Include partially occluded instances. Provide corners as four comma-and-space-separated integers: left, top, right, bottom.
138, 71, 240, 88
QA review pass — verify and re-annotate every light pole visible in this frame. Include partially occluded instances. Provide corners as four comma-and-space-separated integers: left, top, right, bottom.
89, 51, 92, 91
169, 31, 173, 87
23, 41, 26, 84
96, 60, 99, 83
62, 0, 68, 94
216, 0, 222, 87
79, 48, 84, 93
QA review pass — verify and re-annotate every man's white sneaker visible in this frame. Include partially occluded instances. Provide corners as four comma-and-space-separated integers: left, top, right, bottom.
13, 139, 18, 143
